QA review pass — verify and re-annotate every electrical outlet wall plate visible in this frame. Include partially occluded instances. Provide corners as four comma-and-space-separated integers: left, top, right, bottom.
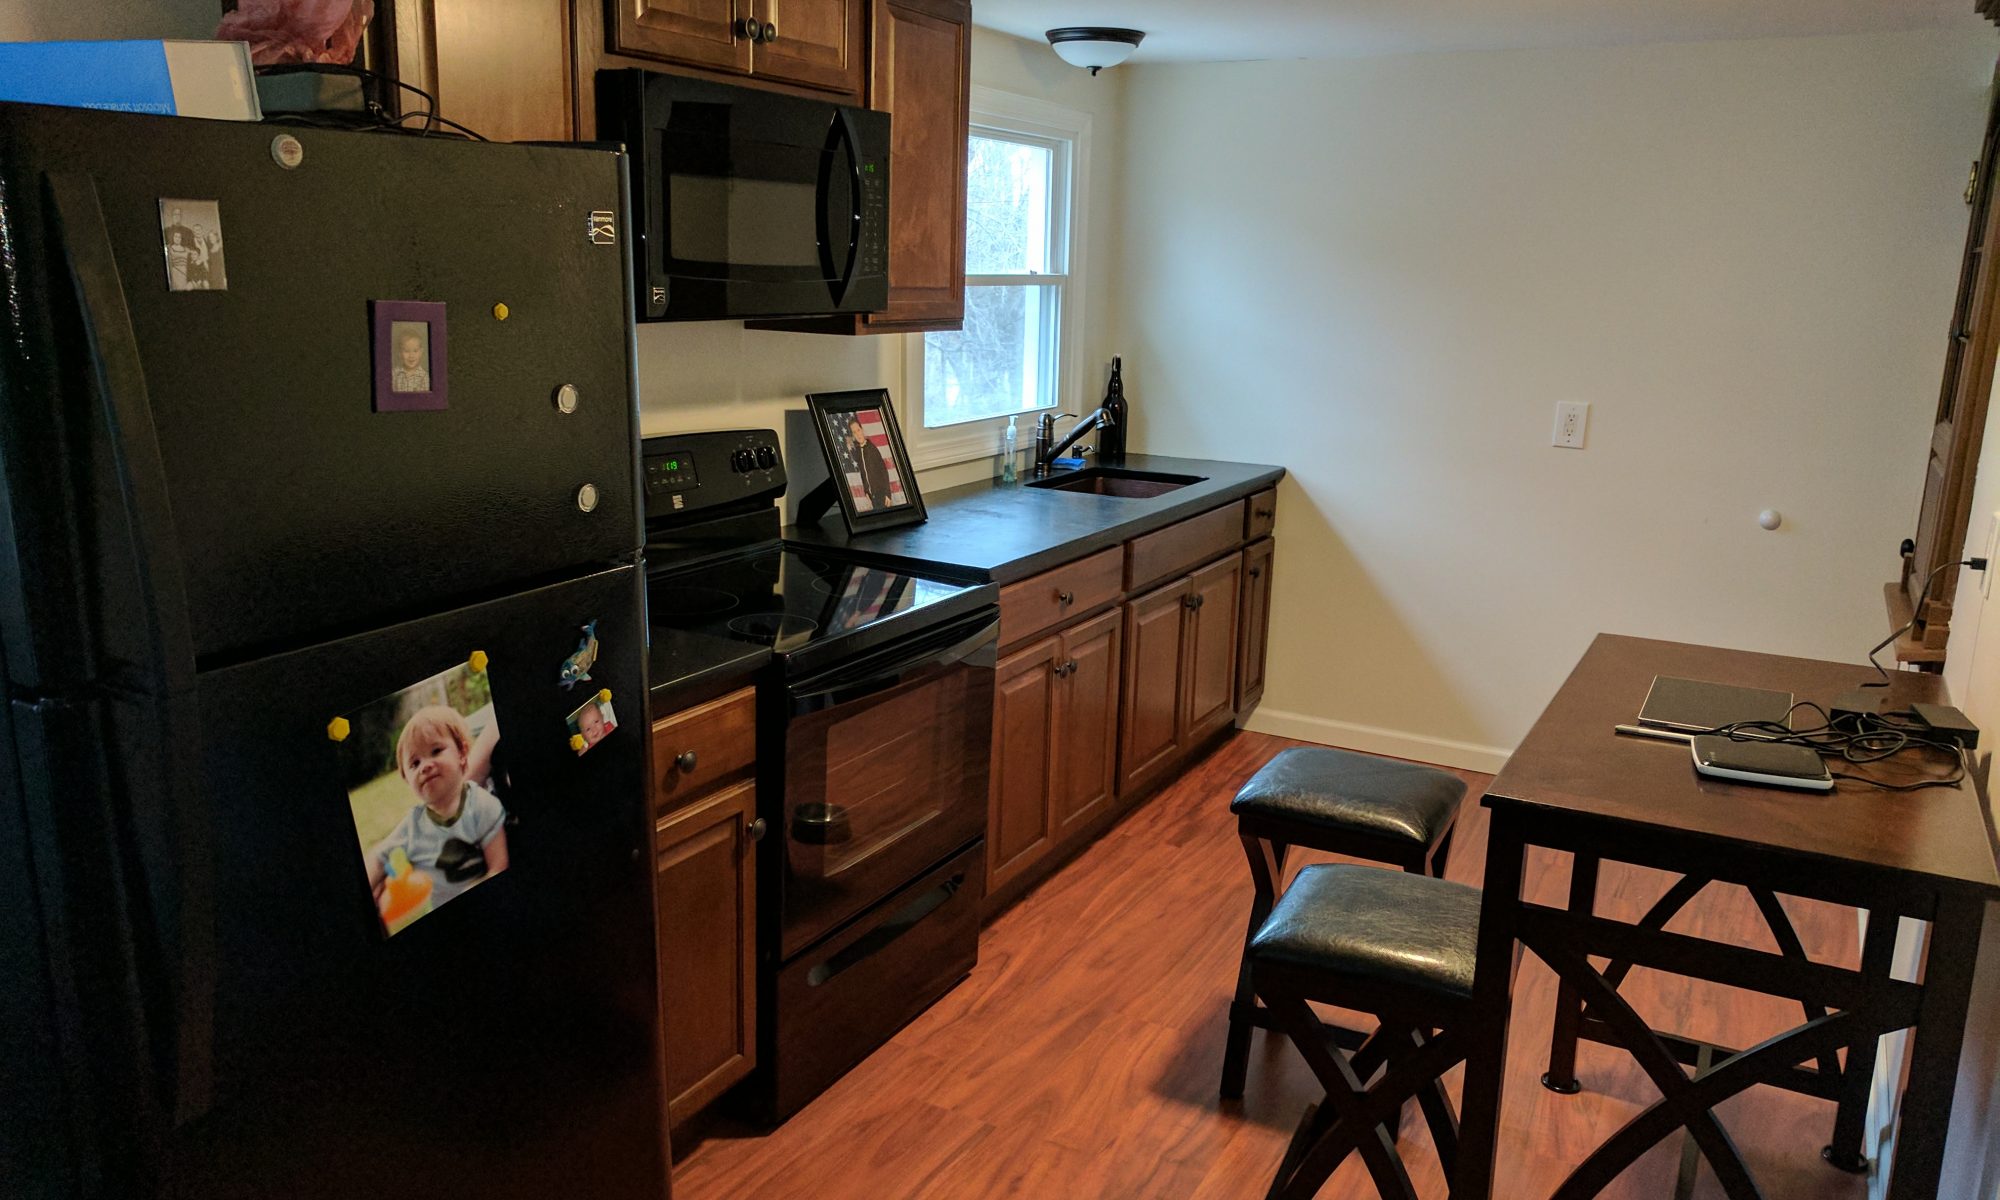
1552, 401, 1589, 449
1984, 511, 2000, 598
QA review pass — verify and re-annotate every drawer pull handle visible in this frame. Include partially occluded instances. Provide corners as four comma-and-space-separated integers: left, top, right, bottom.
1056, 589, 1075, 605
806, 872, 967, 988
747, 817, 768, 842
674, 750, 698, 772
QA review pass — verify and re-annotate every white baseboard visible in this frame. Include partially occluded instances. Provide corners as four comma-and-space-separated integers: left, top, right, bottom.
1242, 707, 1513, 775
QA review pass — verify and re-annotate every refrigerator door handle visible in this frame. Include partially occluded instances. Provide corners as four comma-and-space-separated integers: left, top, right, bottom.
46, 170, 215, 1126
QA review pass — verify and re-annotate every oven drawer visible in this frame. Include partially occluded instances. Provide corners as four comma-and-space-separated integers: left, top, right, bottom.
998, 546, 1123, 649
652, 686, 757, 812
763, 841, 983, 1123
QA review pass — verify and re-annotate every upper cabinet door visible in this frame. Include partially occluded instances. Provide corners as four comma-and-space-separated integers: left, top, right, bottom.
867, 0, 969, 330
751, 0, 866, 96
611, 0, 754, 75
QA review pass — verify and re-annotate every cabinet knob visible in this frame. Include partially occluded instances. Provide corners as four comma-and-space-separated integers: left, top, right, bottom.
1248, 567, 1263, 579
734, 16, 766, 41
747, 817, 769, 842
1255, 508, 1273, 519
1184, 593, 1204, 610
760, 21, 779, 43
1065, 659, 1079, 675
1056, 589, 1075, 606
674, 750, 698, 772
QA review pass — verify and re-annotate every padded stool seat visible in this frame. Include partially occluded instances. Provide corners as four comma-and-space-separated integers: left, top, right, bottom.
1249, 865, 1486, 1200
1222, 747, 1469, 1101
1231, 747, 1464, 847
1250, 865, 1481, 1005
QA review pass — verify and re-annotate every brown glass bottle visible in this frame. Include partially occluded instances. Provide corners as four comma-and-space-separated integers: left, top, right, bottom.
1099, 356, 1128, 462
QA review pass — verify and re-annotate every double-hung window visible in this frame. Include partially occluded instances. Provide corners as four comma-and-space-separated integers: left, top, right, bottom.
913, 89, 1091, 466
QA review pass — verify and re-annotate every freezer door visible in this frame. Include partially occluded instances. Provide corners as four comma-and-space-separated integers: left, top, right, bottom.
0, 102, 641, 673
155, 564, 662, 1199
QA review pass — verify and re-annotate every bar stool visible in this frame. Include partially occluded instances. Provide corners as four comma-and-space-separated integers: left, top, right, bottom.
1250, 864, 1481, 1200
1222, 747, 1468, 1098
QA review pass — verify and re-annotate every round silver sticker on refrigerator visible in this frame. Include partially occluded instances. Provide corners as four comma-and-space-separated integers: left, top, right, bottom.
576, 483, 600, 513
554, 383, 580, 414
269, 134, 305, 170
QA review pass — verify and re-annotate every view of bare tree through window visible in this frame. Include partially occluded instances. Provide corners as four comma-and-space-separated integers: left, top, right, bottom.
925, 131, 1066, 429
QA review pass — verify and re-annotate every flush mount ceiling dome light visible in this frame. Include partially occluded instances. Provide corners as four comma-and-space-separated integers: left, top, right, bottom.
1045, 27, 1145, 75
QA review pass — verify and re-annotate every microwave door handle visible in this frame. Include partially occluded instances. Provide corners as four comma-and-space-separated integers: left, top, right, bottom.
818, 111, 861, 303
789, 615, 997, 707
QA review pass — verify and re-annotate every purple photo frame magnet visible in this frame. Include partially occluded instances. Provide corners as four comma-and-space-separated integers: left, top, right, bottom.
371, 300, 448, 412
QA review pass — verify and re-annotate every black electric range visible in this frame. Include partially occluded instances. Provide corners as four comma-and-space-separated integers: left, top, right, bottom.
643, 428, 997, 1125
642, 429, 994, 689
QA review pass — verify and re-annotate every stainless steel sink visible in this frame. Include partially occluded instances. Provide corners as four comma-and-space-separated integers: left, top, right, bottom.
1025, 468, 1207, 498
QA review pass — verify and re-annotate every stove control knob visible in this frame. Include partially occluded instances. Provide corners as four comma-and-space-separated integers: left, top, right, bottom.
755, 445, 778, 469
731, 449, 754, 472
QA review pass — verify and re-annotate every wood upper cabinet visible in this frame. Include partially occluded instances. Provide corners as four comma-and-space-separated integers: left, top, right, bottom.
608, 0, 862, 96
1237, 538, 1274, 714
1052, 609, 1121, 836
751, 0, 865, 95
611, 0, 752, 76
1183, 554, 1242, 745
655, 778, 759, 1125
385, 0, 576, 142
989, 636, 1060, 893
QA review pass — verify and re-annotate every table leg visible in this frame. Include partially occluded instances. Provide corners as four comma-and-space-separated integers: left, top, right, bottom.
1453, 816, 1526, 1200
1823, 907, 1900, 1173
1884, 892, 1986, 1200
1543, 852, 1600, 1094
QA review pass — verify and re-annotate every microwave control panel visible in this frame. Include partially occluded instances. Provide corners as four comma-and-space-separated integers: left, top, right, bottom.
858, 163, 888, 279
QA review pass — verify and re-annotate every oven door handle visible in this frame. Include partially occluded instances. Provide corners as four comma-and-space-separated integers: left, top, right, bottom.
788, 613, 998, 709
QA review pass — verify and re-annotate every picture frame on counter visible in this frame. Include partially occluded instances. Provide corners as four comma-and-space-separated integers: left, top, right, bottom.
801, 389, 927, 535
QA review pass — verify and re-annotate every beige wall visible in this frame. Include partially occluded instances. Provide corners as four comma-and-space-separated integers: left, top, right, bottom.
1116, 28, 1995, 771
634, 26, 1128, 506
1937, 377, 2000, 1200
0, 0, 219, 42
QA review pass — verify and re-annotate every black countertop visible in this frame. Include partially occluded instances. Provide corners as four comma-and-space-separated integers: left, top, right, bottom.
784, 454, 1286, 585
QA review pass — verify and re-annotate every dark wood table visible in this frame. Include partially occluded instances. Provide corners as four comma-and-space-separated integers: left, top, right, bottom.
1453, 634, 2000, 1200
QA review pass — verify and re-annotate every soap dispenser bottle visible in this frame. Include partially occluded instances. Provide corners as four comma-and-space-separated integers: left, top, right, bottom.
1099, 356, 1128, 463
999, 415, 1019, 484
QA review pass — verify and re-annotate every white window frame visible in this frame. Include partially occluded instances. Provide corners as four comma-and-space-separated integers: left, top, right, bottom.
903, 87, 1093, 470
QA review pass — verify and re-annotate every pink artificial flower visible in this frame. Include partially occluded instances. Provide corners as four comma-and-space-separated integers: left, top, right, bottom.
216, 0, 376, 66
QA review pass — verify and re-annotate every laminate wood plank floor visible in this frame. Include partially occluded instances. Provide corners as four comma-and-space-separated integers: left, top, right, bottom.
671, 731, 1871, 1200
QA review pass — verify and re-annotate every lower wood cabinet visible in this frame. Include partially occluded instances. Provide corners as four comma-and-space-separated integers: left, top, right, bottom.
988, 608, 1123, 895
655, 778, 759, 1125
1237, 537, 1274, 713
1119, 555, 1243, 797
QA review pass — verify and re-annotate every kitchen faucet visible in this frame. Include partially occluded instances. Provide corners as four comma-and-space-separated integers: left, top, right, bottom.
1032, 407, 1115, 479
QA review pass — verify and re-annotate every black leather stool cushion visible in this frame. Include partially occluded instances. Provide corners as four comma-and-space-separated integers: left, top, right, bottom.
1249, 865, 1481, 1003
1230, 747, 1466, 847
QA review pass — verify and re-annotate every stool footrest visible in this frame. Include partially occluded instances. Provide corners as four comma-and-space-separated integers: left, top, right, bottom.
1230, 999, 1372, 1049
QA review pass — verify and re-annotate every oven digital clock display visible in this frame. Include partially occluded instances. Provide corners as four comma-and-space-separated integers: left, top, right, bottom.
646, 449, 700, 494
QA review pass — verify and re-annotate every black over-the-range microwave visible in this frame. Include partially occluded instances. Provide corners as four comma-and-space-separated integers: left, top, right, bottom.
597, 69, 890, 322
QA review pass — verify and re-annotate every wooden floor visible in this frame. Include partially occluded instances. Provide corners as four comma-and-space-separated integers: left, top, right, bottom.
671, 731, 1871, 1200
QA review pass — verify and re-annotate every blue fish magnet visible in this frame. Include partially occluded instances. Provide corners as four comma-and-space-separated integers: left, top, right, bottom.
559, 620, 600, 690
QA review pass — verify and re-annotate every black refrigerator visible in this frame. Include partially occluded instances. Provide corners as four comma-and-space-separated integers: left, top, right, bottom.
0, 103, 667, 1199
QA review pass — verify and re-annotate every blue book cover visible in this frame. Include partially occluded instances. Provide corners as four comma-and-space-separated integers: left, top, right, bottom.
0, 40, 260, 120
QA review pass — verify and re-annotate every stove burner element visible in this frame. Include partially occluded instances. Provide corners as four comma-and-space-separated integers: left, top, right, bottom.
650, 586, 740, 618
727, 613, 821, 643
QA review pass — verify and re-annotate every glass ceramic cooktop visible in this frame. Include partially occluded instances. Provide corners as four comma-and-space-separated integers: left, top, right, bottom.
648, 547, 980, 654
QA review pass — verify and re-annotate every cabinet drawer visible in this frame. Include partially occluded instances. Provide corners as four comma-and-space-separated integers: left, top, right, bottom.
998, 545, 1123, 648
1126, 503, 1246, 592
651, 686, 757, 811
1245, 489, 1277, 541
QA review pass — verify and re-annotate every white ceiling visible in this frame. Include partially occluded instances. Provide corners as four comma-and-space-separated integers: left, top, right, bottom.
974, 0, 1990, 63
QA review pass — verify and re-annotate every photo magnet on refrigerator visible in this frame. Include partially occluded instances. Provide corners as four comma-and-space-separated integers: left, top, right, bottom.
558, 619, 599, 690
336, 658, 511, 937
565, 688, 618, 756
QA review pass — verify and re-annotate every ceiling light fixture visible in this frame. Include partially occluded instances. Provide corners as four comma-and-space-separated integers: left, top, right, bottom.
1044, 27, 1145, 76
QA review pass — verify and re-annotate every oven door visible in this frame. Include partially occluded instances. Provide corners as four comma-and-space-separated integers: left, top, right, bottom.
777, 608, 996, 959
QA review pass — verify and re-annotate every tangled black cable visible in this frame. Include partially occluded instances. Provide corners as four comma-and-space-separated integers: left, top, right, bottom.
254, 63, 489, 142
1704, 702, 1968, 792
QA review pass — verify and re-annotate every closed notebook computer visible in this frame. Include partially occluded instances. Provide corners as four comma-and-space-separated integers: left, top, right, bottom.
1639, 676, 1795, 733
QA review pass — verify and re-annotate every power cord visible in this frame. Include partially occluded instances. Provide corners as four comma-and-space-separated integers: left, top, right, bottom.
254, 63, 488, 141
1866, 556, 1987, 684
1709, 703, 1967, 792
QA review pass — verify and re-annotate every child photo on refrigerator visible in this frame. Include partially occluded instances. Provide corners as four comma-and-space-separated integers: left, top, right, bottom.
341, 659, 509, 935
